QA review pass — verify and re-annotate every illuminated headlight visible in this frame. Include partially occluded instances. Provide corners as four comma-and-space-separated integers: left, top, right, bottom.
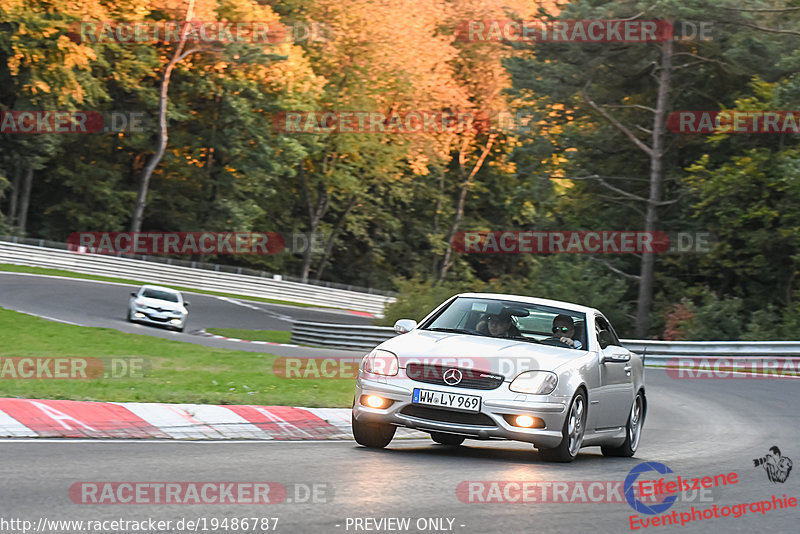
170, 318, 182, 325
361, 349, 399, 376
509, 371, 558, 395
361, 395, 393, 409
515, 415, 535, 428
133, 312, 145, 318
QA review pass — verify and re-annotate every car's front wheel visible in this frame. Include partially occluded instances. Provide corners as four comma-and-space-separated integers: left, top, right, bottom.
601, 390, 644, 457
352, 415, 396, 448
126, 308, 133, 322
430, 432, 465, 446
538, 390, 586, 463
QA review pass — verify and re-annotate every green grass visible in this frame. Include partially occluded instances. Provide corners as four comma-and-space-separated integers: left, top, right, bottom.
206, 328, 292, 344
0, 263, 332, 310
0, 307, 354, 406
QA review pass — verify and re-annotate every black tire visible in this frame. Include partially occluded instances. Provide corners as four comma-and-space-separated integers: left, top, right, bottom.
538, 390, 587, 463
430, 432, 465, 446
352, 414, 396, 448
126, 309, 133, 322
602, 391, 645, 457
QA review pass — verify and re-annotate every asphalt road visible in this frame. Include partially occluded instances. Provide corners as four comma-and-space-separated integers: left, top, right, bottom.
2, 370, 798, 534
0, 272, 370, 357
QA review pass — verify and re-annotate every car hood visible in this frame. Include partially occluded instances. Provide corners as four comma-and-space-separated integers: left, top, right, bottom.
135, 297, 184, 311
378, 330, 588, 376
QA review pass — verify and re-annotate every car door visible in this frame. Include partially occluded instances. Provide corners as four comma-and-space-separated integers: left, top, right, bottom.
594, 314, 634, 429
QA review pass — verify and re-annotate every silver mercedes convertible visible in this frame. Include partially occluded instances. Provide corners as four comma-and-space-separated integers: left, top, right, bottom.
351, 293, 646, 462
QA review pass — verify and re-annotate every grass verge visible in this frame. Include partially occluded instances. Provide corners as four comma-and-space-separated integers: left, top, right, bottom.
0, 307, 353, 407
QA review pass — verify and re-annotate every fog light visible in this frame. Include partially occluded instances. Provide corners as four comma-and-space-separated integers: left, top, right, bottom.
170, 319, 181, 325
134, 312, 145, 318
363, 395, 388, 409
515, 415, 536, 428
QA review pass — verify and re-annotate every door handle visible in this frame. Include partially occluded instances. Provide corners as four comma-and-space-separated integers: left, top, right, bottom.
623, 365, 632, 376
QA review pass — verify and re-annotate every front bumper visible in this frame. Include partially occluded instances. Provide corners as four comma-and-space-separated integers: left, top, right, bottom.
130, 306, 185, 328
353, 375, 569, 449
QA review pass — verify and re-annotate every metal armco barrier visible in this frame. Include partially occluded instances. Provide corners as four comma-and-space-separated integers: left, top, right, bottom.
291, 321, 397, 350
0, 239, 394, 316
290, 321, 800, 363
621, 340, 800, 367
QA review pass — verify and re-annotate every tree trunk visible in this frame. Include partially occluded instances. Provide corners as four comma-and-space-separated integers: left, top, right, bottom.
129, 0, 196, 232
635, 37, 673, 338
8, 164, 21, 226
299, 165, 329, 283
437, 133, 497, 282
430, 169, 445, 276
17, 164, 33, 235
313, 196, 356, 282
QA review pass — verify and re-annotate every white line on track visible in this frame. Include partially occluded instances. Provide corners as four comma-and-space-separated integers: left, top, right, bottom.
1, 307, 84, 326
0, 438, 429, 444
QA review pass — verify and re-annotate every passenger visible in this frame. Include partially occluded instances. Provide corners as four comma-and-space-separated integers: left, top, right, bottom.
477, 311, 521, 338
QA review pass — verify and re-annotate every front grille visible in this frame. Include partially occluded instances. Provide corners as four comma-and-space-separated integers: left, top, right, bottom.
399, 405, 496, 427
406, 363, 504, 390
146, 314, 170, 322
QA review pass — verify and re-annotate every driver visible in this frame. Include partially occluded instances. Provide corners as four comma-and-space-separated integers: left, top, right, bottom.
550, 314, 583, 349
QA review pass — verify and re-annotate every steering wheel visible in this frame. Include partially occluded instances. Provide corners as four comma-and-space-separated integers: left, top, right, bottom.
539, 337, 571, 348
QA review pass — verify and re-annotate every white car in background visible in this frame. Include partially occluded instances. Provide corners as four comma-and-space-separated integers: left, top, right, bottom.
127, 285, 189, 332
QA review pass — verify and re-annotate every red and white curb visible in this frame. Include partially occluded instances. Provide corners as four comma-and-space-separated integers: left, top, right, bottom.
198, 329, 299, 347
0, 398, 424, 440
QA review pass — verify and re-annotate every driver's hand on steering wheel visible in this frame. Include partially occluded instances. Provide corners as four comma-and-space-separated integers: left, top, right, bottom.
559, 336, 575, 347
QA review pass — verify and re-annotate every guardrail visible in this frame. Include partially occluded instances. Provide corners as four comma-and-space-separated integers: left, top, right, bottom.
621, 340, 800, 367
290, 322, 800, 364
0, 239, 395, 316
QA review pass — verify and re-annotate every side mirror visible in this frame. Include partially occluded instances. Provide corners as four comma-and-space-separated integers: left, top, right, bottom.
394, 319, 417, 334
184, 301, 190, 307
130, 292, 137, 298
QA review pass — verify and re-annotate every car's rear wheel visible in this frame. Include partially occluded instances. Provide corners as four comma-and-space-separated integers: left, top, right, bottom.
352, 414, 396, 448
430, 432, 465, 446
602, 391, 644, 457
538, 390, 586, 463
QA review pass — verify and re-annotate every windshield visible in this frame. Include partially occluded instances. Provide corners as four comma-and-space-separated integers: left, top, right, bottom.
423, 296, 586, 349
141, 289, 180, 303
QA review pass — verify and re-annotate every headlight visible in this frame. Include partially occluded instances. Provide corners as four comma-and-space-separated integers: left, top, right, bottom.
361, 349, 398, 376
509, 371, 558, 395
134, 299, 146, 307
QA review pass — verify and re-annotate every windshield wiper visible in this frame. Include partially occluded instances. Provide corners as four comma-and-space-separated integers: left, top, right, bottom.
511, 336, 542, 344
425, 327, 477, 335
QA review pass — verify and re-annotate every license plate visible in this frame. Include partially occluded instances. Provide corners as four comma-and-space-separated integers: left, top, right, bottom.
412, 388, 481, 413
